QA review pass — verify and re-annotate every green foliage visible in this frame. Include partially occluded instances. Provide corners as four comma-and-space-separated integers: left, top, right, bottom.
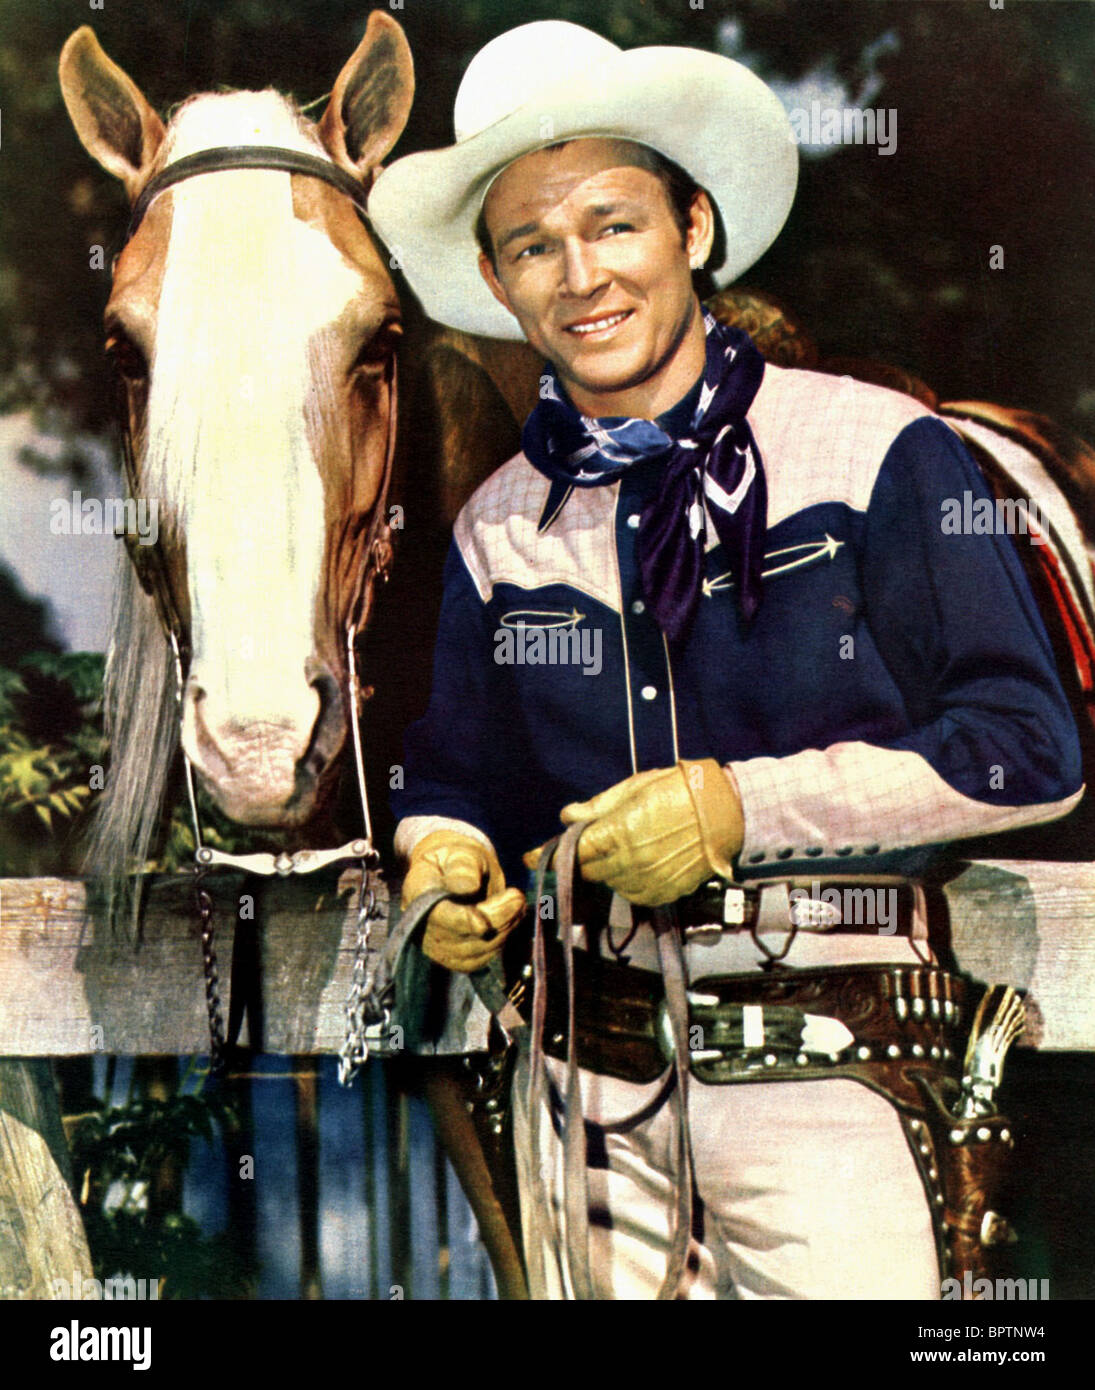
0, 648, 269, 875
0, 651, 104, 874
70, 1087, 255, 1299
155, 799, 261, 873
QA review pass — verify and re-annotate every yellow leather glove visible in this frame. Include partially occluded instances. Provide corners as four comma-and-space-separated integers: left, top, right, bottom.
523, 760, 745, 907
402, 830, 527, 973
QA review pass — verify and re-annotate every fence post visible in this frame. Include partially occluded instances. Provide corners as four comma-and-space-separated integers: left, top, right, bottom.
0, 1059, 96, 1299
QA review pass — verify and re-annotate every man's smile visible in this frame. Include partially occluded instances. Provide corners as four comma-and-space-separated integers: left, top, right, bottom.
562, 308, 634, 339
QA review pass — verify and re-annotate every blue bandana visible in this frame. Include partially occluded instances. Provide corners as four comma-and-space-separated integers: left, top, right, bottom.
521, 313, 768, 642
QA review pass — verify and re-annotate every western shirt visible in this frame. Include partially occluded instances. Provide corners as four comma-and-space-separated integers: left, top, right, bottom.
392, 361, 1083, 887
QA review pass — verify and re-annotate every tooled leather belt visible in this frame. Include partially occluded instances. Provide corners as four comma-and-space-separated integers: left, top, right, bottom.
538, 948, 979, 1092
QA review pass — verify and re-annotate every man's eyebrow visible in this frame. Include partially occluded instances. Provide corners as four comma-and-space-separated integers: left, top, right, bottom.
497, 199, 646, 252
497, 221, 541, 251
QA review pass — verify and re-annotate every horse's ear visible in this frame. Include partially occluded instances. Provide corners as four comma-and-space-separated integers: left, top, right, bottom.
319, 11, 414, 179
59, 27, 165, 196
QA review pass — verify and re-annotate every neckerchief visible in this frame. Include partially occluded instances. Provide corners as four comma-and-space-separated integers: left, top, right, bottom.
522, 312, 767, 642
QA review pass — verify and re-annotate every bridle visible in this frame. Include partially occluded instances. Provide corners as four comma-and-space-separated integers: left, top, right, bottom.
114, 144, 398, 1077
125, 145, 371, 240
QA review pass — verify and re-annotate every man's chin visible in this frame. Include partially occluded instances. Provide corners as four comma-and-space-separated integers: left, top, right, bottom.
556, 360, 659, 410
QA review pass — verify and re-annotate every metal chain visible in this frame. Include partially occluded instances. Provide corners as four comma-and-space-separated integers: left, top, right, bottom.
195, 874, 228, 1074
337, 858, 386, 1087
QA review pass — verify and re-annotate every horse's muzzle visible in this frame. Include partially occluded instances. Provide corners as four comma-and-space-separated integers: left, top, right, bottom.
180, 660, 345, 826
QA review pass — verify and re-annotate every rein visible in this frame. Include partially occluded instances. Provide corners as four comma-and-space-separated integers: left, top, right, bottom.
524, 828, 693, 1300
112, 144, 397, 1079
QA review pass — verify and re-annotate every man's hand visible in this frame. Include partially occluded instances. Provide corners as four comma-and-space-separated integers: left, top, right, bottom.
402, 830, 526, 972
523, 760, 745, 906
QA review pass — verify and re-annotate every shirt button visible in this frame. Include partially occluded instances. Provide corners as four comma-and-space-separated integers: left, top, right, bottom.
776, 848, 794, 860
864, 844, 881, 855
748, 852, 766, 865
631, 599, 645, 615
640, 685, 657, 701
627, 513, 641, 529
835, 846, 854, 856
805, 846, 823, 857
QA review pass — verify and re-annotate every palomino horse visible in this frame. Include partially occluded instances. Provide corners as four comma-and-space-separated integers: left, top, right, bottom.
60, 15, 411, 887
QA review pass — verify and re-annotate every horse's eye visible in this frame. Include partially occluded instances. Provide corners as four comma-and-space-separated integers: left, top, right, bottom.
351, 321, 402, 377
105, 333, 148, 383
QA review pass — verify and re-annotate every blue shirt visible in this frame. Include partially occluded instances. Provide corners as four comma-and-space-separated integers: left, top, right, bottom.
392, 361, 1083, 888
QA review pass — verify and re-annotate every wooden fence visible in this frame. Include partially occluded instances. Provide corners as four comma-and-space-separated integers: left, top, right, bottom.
1, 859, 1093, 1299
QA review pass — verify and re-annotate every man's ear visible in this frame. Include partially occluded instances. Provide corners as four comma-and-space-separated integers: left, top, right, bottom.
319, 11, 414, 180
686, 190, 717, 269
59, 27, 165, 197
478, 251, 514, 315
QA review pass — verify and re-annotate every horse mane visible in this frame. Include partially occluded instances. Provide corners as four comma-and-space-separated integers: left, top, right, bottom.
83, 552, 178, 931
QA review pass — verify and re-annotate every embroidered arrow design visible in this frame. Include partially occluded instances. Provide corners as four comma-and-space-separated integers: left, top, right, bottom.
702, 534, 844, 596
500, 607, 586, 629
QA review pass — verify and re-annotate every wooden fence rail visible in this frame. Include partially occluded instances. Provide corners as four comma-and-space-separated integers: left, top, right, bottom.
1, 860, 1094, 1055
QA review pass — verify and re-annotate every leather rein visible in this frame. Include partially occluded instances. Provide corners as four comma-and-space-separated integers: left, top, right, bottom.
114, 145, 395, 881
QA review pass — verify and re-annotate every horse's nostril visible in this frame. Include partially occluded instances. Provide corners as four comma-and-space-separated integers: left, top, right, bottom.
309, 666, 340, 713
304, 664, 345, 774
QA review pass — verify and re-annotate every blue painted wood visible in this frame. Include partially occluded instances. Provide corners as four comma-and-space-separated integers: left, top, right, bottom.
407, 1089, 441, 1298
249, 1056, 302, 1298
144, 1055, 500, 1300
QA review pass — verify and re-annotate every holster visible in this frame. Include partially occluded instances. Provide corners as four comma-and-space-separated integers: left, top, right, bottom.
911, 1072, 1017, 1289
536, 945, 1018, 1294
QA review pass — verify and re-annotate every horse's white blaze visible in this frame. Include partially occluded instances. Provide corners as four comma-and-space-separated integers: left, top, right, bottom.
144, 92, 362, 812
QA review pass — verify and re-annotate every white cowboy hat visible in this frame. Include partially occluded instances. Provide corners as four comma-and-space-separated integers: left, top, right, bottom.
367, 20, 798, 341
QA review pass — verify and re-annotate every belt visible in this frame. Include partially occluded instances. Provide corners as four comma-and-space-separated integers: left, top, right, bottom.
538, 947, 976, 1087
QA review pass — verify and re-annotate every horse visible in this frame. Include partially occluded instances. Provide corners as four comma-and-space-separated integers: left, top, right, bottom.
60, 15, 412, 894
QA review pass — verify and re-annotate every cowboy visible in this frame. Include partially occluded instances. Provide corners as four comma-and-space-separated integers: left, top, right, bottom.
369, 21, 1082, 1299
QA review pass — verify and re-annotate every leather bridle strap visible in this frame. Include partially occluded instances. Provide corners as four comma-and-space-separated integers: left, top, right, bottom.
342, 352, 397, 850
126, 145, 371, 242
365, 886, 524, 1051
